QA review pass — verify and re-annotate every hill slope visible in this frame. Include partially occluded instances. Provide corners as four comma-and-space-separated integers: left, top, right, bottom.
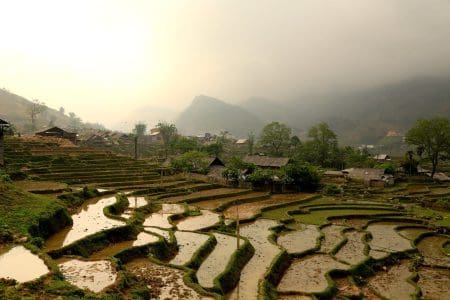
0, 88, 104, 133
176, 95, 264, 137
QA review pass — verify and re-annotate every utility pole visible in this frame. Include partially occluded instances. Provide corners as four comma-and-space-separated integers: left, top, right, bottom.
134, 136, 138, 160
236, 203, 240, 299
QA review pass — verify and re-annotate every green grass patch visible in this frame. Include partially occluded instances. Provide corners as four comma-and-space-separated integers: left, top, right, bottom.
407, 205, 450, 228
0, 183, 72, 241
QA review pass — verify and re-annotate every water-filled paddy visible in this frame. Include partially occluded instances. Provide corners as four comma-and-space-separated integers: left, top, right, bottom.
143, 203, 185, 228
126, 258, 213, 299
196, 233, 243, 289
170, 231, 210, 266
417, 235, 450, 267
277, 254, 350, 294
44, 195, 125, 249
176, 210, 221, 231
335, 230, 367, 265
277, 224, 320, 254
367, 261, 416, 300
229, 219, 280, 299
367, 222, 413, 259
0, 245, 49, 282
417, 267, 450, 300
319, 224, 347, 253
58, 259, 117, 293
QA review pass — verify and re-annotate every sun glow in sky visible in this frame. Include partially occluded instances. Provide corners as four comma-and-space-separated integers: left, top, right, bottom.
1, 0, 450, 128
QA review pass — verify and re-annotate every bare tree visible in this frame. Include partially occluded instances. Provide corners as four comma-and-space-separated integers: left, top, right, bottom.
28, 99, 47, 130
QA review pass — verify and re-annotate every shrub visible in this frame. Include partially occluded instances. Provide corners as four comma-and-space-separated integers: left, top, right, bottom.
323, 184, 342, 195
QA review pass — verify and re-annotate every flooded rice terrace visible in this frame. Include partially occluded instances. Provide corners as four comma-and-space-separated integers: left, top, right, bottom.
2, 187, 449, 299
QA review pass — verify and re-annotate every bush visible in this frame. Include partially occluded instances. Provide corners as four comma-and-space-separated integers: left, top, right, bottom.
323, 184, 342, 195
283, 162, 321, 192
171, 150, 210, 174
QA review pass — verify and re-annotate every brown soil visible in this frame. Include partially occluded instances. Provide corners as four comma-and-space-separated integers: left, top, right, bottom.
125, 258, 212, 299
417, 266, 450, 300
163, 188, 249, 203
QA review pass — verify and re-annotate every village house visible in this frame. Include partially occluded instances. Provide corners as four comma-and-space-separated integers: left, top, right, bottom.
0, 118, 10, 166
373, 154, 391, 162
242, 155, 290, 169
35, 126, 77, 143
342, 168, 394, 187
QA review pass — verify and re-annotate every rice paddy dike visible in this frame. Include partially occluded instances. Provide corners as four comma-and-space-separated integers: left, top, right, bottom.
1, 137, 450, 299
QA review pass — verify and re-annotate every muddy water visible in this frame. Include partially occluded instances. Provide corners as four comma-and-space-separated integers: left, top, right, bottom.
277, 224, 320, 254
368, 261, 416, 300
170, 231, 210, 266
0, 245, 49, 282
417, 235, 450, 267
59, 259, 117, 293
126, 257, 213, 299
196, 233, 243, 289
176, 210, 221, 231
143, 203, 185, 229
367, 223, 413, 259
45, 195, 125, 249
229, 219, 280, 299
397, 226, 430, 240
335, 230, 367, 265
89, 232, 159, 259
277, 254, 350, 294
319, 224, 347, 253
417, 267, 450, 300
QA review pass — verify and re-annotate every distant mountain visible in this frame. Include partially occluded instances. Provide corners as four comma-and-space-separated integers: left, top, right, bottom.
176, 77, 450, 145
0, 88, 104, 133
175, 95, 264, 137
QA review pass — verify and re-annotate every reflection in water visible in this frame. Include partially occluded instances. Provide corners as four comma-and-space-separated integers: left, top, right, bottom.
0, 246, 49, 282
45, 195, 125, 249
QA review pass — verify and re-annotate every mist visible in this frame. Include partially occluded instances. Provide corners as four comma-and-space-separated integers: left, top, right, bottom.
1, 0, 450, 128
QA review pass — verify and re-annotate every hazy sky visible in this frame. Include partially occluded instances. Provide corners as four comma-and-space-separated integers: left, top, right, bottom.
1, 0, 450, 127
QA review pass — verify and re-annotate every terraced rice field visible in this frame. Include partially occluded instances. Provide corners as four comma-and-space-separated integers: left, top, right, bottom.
334, 230, 367, 265
44, 195, 126, 249
367, 260, 416, 300
170, 231, 211, 266
196, 233, 244, 289
58, 259, 117, 293
0, 245, 49, 282
277, 254, 350, 294
2, 166, 450, 299
277, 224, 320, 254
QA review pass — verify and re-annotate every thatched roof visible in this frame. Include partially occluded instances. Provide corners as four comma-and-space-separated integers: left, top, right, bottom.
0, 119, 9, 125
243, 155, 290, 168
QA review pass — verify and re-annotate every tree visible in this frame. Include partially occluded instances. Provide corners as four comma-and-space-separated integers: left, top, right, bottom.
172, 136, 199, 154
203, 142, 223, 157
405, 117, 450, 178
68, 112, 82, 131
59, 107, 65, 115
283, 162, 320, 192
171, 150, 209, 174
133, 122, 147, 137
307, 122, 338, 167
157, 121, 178, 158
28, 99, 47, 130
259, 122, 291, 157
247, 132, 255, 155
